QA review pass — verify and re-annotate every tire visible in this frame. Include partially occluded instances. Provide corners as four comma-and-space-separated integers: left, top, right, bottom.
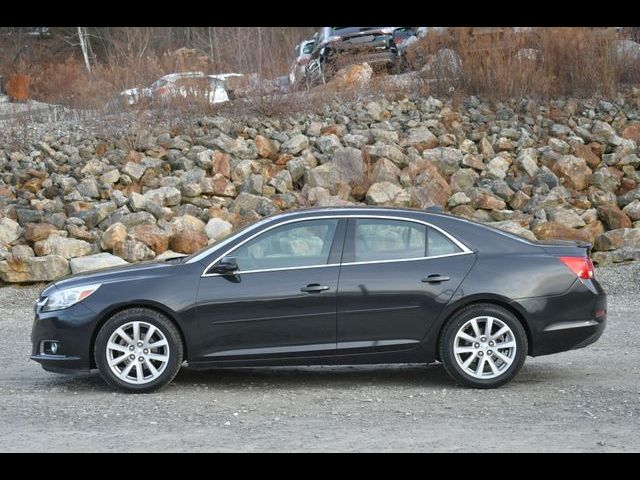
94, 308, 184, 393
439, 304, 528, 389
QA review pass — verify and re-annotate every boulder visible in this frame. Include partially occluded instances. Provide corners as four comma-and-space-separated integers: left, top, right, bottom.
130, 224, 171, 255
113, 237, 156, 262
33, 234, 92, 259
205, 218, 233, 241
170, 230, 208, 254
366, 182, 411, 207
597, 204, 632, 230
69, 253, 129, 274
551, 155, 592, 191
0, 254, 70, 283
0, 217, 22, 245
532, 222, 592, 242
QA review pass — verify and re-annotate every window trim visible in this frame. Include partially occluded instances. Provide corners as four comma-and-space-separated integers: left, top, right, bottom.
200, 214, 472, 277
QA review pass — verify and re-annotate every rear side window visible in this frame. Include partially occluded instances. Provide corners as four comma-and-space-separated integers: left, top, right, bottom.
428, 228, 462, 257
353, 219, 426, 262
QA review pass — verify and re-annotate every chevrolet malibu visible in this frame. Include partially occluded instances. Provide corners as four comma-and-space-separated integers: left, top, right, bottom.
31, 207, 607, 392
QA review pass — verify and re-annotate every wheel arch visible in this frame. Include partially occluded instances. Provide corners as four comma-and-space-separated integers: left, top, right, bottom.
433, 295, 533, 361
89, 301, 190, 369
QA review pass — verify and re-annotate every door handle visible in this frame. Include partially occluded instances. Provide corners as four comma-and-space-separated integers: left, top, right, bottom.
301, 284, 330, 293
422, 275, 450, 283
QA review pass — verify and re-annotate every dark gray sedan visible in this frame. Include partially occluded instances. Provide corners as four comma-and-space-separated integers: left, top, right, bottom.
31, 207, 606, 392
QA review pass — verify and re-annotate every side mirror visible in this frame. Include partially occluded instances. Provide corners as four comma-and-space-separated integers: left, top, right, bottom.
212, 256, 239, 274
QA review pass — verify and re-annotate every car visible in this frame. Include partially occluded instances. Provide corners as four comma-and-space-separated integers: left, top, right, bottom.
116, 72, 240, 108
30, 207, 607, 393
304, 27, 400, 86
289, 38, 316, 86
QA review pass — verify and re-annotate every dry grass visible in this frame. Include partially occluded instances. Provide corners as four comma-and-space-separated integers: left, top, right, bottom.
407, 27, 640, 99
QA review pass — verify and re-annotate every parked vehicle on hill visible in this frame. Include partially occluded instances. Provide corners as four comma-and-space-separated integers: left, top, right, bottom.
304, 27, 400, 86
289, 38, 315, 86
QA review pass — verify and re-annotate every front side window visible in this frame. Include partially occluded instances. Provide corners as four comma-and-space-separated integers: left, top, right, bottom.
354, 219, 426, 263
230, 219, 338, 272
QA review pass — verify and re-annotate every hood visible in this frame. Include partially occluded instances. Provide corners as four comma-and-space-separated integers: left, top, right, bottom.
40, 258, 181, 297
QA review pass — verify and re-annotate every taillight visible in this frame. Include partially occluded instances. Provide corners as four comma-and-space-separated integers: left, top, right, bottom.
155, 87, 168, 95
559, 256, 595, 280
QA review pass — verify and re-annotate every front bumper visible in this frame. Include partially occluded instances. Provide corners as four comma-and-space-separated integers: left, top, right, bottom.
30, 301, 98, 373
512, 277, 607, 357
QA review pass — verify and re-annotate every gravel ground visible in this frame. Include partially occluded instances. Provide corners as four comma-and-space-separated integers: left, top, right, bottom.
1, 263, 639, 452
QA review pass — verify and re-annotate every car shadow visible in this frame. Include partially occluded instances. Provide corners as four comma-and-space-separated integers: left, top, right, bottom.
34, 361, 582, 393
172, 363, 458, 390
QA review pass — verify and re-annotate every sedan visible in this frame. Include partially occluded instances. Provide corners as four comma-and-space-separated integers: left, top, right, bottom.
30, 207, 607, 392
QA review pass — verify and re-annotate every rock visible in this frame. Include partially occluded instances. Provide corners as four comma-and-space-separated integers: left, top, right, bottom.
326, 63, 373, 89
486, 155, 511, 180
70, 253, 129, 274
573, 143, 602, 169
366, 182, 411, 206
468, 189, 507, 211
306, 147, 365, 191
254, 135, 277, 158
549, 209, 586, 229
593, 228, 640, 251
509, 190, 531, 210
229, 192, 278, 217
622, 123, 640, 143
551, 155, 592, 191
423, 147, 463, 177
622, 200, 640, 221
155, 250, 187, 261
130, 224, 171, 255
487, 221, 537, 241
33, 234, 91, 259
316, 134, 342, 154
170, 230, 208, 254
532, 222, 592, 242
113, 237, 156, 262
101, 222, 128, 250
591, 120, 622, 146
10, 244, 35, 258
281, 134, 309, 155
77, 201, 117, 229
268, 170, 293, 193
448, 192, 471, 207
205, 218, 233, 241
170, 215, 206, 234
0, 217, 22, 245
367, 144, 407, 167
211, 174, 237, 197
370, 158, 401, 183
22, 223, 57, 243
122, 161, 147, 181
403, 126, 438, 151
0, 254, 70, 283
597, 204, 632, 230
589, 167, 622, 192
450, 168, 479, 193
516, 148, 539, 178
592, 246, 640, 265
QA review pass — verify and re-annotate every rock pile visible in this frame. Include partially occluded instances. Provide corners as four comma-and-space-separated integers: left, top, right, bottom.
2, 91, 640, 282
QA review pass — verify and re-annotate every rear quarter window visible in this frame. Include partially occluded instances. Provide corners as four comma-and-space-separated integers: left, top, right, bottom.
427, 228, 462, 257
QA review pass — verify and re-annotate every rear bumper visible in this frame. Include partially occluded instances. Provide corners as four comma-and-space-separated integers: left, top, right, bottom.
511, 278, 607, 357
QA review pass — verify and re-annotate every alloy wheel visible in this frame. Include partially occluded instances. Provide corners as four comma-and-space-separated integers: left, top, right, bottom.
106, 321, 170, 385
453, 316, 517, 379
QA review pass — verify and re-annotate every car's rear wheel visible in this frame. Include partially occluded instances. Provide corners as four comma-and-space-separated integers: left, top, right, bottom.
439, 304, 527, 388
94, 308, 183, 393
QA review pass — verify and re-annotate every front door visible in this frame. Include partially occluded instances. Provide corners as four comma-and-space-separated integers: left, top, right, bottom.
194, 218, 346, 361
336, 217, 475, 354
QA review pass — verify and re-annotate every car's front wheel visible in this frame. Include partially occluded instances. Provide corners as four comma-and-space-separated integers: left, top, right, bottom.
94, 308, 184, 393
439, 304, 528, 388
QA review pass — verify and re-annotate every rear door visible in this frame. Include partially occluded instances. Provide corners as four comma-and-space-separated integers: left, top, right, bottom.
336, 217, 475, 354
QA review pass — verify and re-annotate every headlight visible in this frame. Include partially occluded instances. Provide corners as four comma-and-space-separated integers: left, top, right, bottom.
41, 284, 102, 312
